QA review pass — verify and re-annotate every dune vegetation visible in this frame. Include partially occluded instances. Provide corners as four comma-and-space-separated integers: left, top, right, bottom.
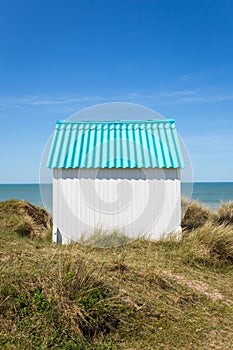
0, 199, 233, 349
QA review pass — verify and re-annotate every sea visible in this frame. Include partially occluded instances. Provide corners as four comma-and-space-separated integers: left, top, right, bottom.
0, 183, 233, 213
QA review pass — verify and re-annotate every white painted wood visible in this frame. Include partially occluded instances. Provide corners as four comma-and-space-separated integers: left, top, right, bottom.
52, 168, 181, 244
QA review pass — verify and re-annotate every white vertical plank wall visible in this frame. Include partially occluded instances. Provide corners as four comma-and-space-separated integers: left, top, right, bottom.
53, 168, 181, 244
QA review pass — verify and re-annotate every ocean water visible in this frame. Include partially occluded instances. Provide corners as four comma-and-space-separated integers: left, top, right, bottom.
0, 184, 52, 212
182, 182, 233, 210
0, 183, 232, 213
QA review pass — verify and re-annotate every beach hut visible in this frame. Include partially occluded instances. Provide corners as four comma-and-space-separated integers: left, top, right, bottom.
47, 120, 184, 244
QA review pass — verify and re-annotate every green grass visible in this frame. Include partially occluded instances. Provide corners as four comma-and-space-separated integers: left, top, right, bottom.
0, 199, 233, 349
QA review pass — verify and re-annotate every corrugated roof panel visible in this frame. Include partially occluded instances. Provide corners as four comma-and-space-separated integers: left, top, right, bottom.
159, 125, 172, 168
165, 124, 179, 168
47, 120, 184, 169
152, 125, 164, 168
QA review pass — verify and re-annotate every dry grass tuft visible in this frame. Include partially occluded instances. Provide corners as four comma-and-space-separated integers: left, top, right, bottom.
0, 199, 51, 240
213, 201, 233, 225
80, 229, 132, 248
182, 198, 211, 231
182, 222, 233, 266
0, 252, 129, 349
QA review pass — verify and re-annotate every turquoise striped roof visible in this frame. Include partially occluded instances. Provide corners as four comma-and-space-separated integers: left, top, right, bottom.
47, 120, 184, 169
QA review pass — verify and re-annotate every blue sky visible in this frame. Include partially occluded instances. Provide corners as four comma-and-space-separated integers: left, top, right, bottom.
0, 0, 233, 183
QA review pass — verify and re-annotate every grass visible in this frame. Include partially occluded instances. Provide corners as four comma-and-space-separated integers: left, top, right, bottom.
0, 199, 233, 349
181, 198, 211, 231
0, 199, 51, 240
214, 201, 233, 225
80, 229, 132, 248
182, 222, 233, 266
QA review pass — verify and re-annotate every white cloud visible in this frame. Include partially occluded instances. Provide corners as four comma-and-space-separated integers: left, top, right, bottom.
1, 88, 233, 108
0, 95, 107, 107
30, 96, 104, 105
145, 89, 198, 99
177, 94, 233, 104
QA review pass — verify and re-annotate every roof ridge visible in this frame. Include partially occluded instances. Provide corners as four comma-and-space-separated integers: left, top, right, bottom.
56, 119, 175, 124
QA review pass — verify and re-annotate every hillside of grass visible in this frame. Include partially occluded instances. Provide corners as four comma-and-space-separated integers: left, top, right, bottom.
0, 199, 233, 349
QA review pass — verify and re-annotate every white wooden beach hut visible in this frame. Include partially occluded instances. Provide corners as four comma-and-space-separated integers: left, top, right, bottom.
47, 120, 184, 244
